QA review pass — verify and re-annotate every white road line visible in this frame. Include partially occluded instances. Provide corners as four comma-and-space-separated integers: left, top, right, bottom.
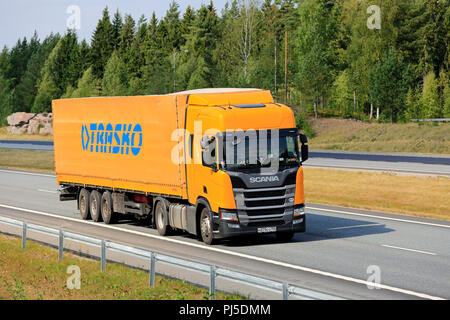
37, 189, 58, 194
0, 203, 444, 300
328, 223, 383, 230
308, 206, 450, 229
381, 244, 437, 256
0, 169, 55, 178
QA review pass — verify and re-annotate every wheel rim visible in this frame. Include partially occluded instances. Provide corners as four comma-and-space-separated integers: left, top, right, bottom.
91, 197, 97, 215
156, 205, 164, 230
80, 195, 86, 213
102, 199, 109, 217
201, 214, 211, 239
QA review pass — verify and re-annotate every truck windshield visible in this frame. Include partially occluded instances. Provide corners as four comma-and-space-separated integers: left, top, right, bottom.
218, 128, 300, 173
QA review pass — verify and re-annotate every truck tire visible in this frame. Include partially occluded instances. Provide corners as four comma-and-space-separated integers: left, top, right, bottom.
101, 191, 117, 224
90, 190, 102, 222
200, 207, 215, 245
79, 188, 91, 220
155, 201, 170, 236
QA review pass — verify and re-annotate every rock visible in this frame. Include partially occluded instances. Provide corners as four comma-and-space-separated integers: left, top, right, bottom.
27, 119, 40, 135
34, 113, 52, 124
7, 126, 28, 135
6, 112, 36, 126
39, 123, 53, 135
6, 112, 53, 136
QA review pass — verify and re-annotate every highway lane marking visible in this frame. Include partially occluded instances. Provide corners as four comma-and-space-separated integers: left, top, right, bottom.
307, 206, 450, 229
381, 244, 437, 256
327, 223, 383, 230
0, 203, 444, 300
0, 169, 55, 178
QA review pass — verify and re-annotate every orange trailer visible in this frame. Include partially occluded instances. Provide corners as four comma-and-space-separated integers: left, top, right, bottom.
53, 88, 309, 244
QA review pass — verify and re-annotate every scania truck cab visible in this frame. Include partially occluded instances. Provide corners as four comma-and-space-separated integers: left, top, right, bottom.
181, 89, 308, 244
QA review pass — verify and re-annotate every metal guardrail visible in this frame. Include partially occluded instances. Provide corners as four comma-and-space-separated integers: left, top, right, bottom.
410, 118, 450, 122
0, 215, 343, 300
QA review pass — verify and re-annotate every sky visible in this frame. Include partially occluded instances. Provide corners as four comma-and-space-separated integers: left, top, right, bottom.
0, 0, 230, 49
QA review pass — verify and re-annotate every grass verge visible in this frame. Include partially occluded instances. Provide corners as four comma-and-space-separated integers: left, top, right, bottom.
0, 233, 243, 300
309, 118, 450, 155
0, 148, 54, 172
304, 168, 450, 221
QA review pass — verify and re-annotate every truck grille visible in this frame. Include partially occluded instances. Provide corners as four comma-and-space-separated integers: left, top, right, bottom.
231, 177, 296, 222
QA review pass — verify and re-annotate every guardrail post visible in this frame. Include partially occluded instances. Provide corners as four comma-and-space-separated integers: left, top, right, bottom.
149, 252, 156, 287
58, 230, 64, 260
101, 240, 106, 272
22, 222, 27, 249
209, 265, 216, 300
282, 282, 289, 300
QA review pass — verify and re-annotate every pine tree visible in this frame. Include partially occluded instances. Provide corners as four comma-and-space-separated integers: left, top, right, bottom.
164, 1, 182, 52
182, 2, 220, 89
102, 51, 129, 96
14, 33, 60, 112
0, 75, 13, 125
112, 9, 123, 50
89, 7, 115, 78
421, 71, 441, 118
368, 48, 410, 122
32, 31, 80, 112
295, 0, 341, 116
71, 67, 100, 98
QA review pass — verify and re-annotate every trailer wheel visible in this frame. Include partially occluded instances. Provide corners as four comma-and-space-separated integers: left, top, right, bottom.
101, 191, 116, 224
200, 207, 215, 245
155, 201, 170, 236
90, 190, 103, 222
79, 188, 91, 220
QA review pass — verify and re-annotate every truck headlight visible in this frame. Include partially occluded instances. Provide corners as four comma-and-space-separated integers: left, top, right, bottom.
220, 209, 238, 222
293, 206, 305, 217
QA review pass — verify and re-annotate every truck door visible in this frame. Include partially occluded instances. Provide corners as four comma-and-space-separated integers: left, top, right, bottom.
184, 109, 218, 207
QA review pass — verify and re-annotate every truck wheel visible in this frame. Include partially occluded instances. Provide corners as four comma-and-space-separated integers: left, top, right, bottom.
276, 231, 294, 242
90, 190, 102, 222
79, 188, 91, 220
155, 201, 170, 236
200, 207, 215, 245
101, 191, 116, 224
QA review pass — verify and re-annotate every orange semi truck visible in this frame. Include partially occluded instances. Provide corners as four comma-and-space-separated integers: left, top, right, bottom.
52, 88, 309, 244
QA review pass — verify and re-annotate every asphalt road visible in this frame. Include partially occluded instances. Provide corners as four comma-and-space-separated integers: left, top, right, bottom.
0, 168, 449, 300
0, 139, 53, 151
1, 139, 450, 175
305, 150, 450, 176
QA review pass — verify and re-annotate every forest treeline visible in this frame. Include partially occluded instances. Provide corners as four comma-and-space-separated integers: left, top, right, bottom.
0, 0, 448, 125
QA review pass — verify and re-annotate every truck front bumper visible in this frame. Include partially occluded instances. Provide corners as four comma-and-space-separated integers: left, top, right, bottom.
212, 215, 306, 240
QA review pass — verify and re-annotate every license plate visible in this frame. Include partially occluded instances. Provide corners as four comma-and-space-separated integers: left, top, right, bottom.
257, 226, 277, 233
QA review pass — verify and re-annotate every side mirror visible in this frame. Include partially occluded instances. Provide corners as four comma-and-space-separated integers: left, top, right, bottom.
200, 136, 210, 149
299, 134, 308, 162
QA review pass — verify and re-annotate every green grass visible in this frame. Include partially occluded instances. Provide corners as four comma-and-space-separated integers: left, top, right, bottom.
309, 118, 450, 155
0, 233, 245, 300
0, 148, 54, 172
